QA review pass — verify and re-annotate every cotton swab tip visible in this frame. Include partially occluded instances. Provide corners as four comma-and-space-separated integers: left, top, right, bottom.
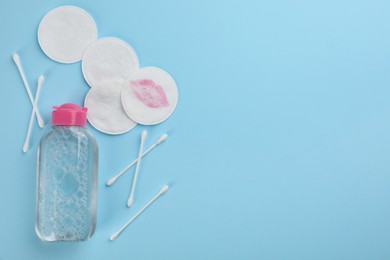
22, 143, 28, 153
157, 134, 168, 144
37, 117, 45, 129
141, 130, 147, 139
127, 197, 134, 207
106, 177, 116, 187
109, 232, 119, 241
12, 53, 20, 64
160, 185, 169, 194
38, 75, 45, 85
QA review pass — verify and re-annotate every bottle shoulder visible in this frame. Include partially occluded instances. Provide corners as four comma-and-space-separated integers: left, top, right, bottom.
40, 126, 98, 148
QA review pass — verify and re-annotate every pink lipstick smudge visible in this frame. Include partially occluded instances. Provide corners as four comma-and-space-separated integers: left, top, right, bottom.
131, 79, 169, 108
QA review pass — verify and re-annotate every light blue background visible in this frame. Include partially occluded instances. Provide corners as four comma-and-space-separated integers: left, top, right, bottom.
1, 0, 390, 259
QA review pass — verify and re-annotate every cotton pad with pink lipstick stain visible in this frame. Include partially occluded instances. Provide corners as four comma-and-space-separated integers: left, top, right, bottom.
38, 6, 98, 63
84, 80, 137, 135
82, 37, 139, 88
121, 67, 179, 125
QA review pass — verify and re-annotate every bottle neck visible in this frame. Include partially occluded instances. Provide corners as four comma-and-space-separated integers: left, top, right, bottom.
53, 125, 86, 129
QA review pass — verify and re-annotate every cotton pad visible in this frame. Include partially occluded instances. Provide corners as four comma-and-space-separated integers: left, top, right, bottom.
84, 80, 137, 135
38, 6, 97, 64
82, 38, 139, 88
121, 67, 178, 125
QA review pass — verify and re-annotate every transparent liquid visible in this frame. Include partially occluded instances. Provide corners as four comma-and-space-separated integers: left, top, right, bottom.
36, 126, 98, 242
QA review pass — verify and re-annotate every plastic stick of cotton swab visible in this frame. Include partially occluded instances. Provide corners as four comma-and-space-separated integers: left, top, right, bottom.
127, 130, 147, 207
12, 53, 44, 128
23, 76, 44, 153
110, 185, 169, 241
106, 134, 168, 186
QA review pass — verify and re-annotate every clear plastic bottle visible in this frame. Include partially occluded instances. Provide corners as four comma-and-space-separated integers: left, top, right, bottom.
35, 103, 98, 242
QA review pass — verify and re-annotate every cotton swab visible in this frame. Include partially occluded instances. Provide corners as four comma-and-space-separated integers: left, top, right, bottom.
23, 76, 44, 153
12, 53, 44, 128
110, 185, 169, 241
127, 130, 147, 207
23, 76, 44, 152
106, 134, 168, 186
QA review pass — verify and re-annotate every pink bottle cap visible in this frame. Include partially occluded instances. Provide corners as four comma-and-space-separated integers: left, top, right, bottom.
52, 103, 88, 126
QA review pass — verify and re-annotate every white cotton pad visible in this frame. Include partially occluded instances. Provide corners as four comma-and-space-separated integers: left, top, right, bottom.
38, 6, 97, 64
82, 37, 139, 88
121, 67, 179, 125
84, 80, 137, 135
